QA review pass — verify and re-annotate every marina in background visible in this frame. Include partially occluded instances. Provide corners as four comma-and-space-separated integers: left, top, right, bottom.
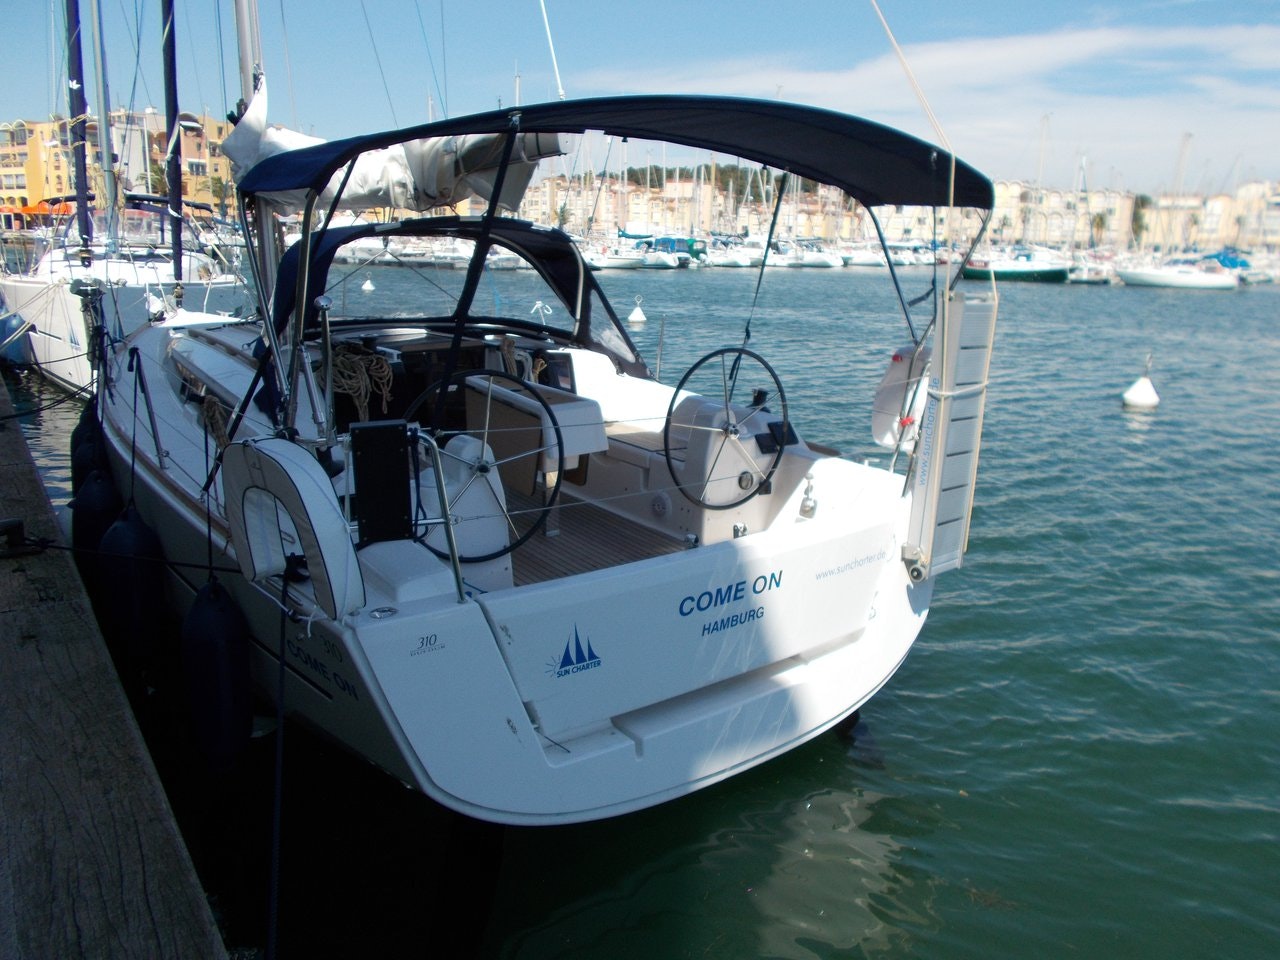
4, 106, 1280, 283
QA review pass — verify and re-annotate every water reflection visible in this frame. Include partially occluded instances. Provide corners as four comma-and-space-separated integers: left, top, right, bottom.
1122, 407, 1156, 439
1, 364, 81, 514
486, 730, 908, 959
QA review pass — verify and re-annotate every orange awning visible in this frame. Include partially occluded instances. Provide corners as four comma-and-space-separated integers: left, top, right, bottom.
19, 201, 74, 215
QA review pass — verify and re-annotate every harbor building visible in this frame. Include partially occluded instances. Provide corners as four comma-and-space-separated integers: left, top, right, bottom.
4, 109, 1279, 256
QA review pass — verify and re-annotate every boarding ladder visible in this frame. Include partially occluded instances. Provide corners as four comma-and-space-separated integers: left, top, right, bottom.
903, 292, 998, 581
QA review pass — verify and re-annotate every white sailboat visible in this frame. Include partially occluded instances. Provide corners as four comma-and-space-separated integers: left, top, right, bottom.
89, 94, 999, 825
0, 0, 249, 395
580, 240, 645, 270
961, 244, 1071, 283
1115, 257, 1240, 289
1065, 157, 1115, 285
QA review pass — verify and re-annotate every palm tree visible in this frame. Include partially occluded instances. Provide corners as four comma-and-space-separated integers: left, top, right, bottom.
1131, 195, 1152, 249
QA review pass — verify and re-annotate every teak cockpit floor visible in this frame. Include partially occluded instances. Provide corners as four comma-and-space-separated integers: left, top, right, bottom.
511, 493, 687, 586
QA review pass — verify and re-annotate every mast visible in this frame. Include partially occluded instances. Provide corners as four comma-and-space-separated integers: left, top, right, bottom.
86, 0, 119, 251
161, 0, 182, 279
64, 0, 93, 248
232, 0, 279, 293
1077, 155, 1092, 250
233, 0, 262, 103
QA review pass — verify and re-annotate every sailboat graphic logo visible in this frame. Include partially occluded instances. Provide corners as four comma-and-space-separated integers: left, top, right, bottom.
552, 626, 602, 678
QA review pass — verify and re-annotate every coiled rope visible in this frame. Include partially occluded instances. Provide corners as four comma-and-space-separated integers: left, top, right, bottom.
327, 345, 393, 422
202, 394, 231, 450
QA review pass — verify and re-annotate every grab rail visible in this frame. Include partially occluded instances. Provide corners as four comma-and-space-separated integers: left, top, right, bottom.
416, 430, 468, 604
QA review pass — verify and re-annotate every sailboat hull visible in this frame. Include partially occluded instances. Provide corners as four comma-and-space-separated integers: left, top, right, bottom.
97, 336, 931, 823
961, 263, 1068, 282
1115, 266, 1239, 289
0, 277, 96, 393
1, 261, 250, 394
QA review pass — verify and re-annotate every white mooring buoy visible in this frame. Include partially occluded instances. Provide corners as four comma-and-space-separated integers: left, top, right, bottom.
628, 295, 647, 326
1122, 355, 1160, 410
361, 272, 375, 292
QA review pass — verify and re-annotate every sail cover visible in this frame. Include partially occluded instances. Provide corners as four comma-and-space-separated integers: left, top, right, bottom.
222, 77, 563, 215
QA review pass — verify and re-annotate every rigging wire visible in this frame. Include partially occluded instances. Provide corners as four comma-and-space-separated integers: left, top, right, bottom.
867, 0, 949, 153
48, 2, 68, 125
439, 2, 448, 117
868, 0, 959, 245
539, 0, 566, 100
413, 0, 448, 118
587, 137, 616, 231
359, 0, 399, 128
740, 170, 789, 350
276, 0, 300, 130
181, 3, 208, 116
867, 0, 971, 314
214, 0, 230, 121
111, 0, 154, 186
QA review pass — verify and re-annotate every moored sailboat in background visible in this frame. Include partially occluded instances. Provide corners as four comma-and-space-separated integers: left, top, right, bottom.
961, 244, 1071, 283
1114, 255, 1241, 289
0, 0, 250, 396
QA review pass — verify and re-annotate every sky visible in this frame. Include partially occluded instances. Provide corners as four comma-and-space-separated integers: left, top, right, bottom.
5, 0, 1279, 196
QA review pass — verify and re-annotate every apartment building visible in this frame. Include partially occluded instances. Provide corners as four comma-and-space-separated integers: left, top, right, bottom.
0, 109, 237, 231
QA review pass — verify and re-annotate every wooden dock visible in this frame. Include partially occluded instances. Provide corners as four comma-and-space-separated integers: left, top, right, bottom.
0, 378, 227, 959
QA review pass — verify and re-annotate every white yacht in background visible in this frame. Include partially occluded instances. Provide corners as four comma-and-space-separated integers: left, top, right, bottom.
1115, 256, 1240, 289
961, 244, 1071, 283
0, 0, 249, 395
0, 197, 251, 393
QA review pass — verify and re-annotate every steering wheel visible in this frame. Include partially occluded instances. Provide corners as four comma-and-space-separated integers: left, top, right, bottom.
662, 347, 788, 509
404, 368, 564, 561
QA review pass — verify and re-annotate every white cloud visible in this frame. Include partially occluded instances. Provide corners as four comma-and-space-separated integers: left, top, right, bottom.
575, 24, 1280, 193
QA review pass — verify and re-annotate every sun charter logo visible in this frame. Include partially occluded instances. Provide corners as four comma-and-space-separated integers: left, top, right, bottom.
550, 626, 601, 678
